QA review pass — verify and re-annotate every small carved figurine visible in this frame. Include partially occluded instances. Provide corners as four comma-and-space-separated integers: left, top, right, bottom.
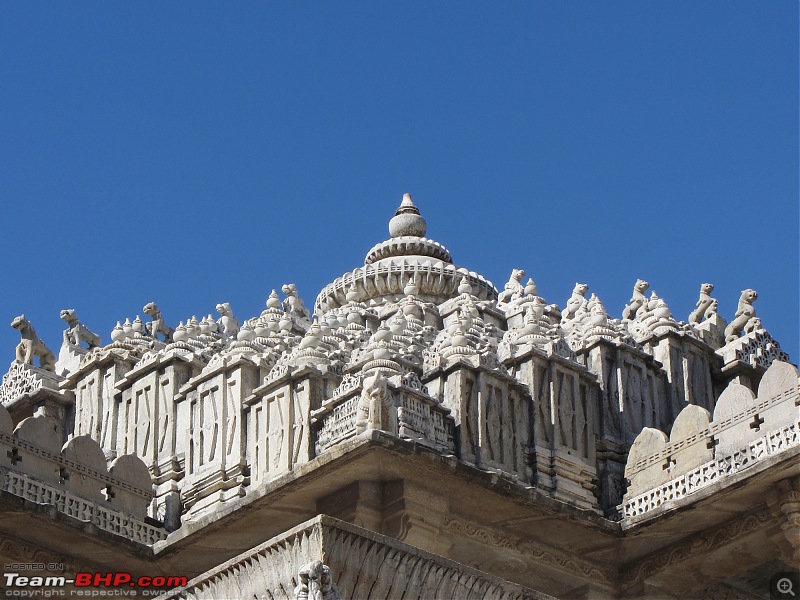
60, 309, 102, 348
622, 279, 650, 320
563, 283, 589, 321
282, 283, 311, 323
497, 269, 525, 304
11, 315, 56, 371
724, 289, 759, 343
215, 302, 240, 339
143, 302, 174, 343
294, 560, 341, 600
355, 370, 389, 434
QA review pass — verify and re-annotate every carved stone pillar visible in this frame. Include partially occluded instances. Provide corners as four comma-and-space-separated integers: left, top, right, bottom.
767, 476, 800, 565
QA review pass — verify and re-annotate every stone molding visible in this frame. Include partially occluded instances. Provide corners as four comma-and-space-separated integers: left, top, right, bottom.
158, 515, 551, 600
618, 509, 772, 588
442, 516, 616, 585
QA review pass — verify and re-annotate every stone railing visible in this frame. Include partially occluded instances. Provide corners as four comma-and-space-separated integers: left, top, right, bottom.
622, 360, 799, 517
312, 369, 455, 456
0, 404, 165, 544
157, 515, 550, 600
2, 470, 166, 545
623, 420, 799, 518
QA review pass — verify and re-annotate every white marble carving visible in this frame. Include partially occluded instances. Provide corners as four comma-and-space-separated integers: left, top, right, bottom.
11, 315, 56, 371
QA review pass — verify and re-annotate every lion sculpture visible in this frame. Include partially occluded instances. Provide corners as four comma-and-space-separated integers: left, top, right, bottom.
11, 315, 56, 371
215, 302, 240, 339
724, 289, 759, 343
60, 309, 102, 349
143, 302, 174, 343
622, 279, 650, 320
688, 283, 716, 324
562, 283, 589, 321
497, 269, 525, 305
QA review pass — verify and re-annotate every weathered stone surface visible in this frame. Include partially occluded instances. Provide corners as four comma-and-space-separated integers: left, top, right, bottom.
0, 195, 795, 599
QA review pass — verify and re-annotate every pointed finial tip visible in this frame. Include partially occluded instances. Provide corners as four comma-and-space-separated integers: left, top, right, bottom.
401, 193, 414, 206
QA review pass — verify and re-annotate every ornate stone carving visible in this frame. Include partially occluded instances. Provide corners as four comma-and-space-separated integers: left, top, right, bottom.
11, 315, 56, 371
215, 302, 240, 339
688, 283, 716, 324
622, 279, 649, 321
0, 361, 50, 404
724, 289, 759, 343
442, 517, 615, 584
282, 283, 311, 329
562, 283, 589, 322
355, 371, 389, 435
294, 560, 341, 600
619, 509, 773, 587
60, 309, 101, 348
497, 269, 525, 305
143, 302, 174, 342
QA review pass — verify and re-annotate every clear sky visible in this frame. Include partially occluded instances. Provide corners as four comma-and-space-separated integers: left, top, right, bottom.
1, 3, 798, 361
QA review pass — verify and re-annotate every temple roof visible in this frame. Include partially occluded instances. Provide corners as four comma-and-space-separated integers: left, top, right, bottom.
314, 194, 497, 312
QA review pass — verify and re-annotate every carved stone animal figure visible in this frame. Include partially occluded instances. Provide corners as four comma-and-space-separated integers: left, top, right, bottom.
497, 269, 525, 304
562, 283, 589, 321
60, 309, 102, 348
215, 302, 240, 338
11, 315, 56, 371
724, 289, 759, 343
143, 302, 174, 342
688, 283, 715, 324
622, 279, 650, 320
294, 560, 341, 600
282, 283, 311, 323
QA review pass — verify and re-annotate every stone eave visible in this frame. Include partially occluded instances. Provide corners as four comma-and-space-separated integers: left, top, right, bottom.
151, 430, 620, 577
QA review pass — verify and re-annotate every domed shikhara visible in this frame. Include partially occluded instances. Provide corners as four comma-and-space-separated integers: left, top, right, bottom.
314, 194, 497, 312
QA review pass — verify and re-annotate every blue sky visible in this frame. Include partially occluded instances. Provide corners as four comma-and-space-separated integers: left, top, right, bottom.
1, 3, 798, 360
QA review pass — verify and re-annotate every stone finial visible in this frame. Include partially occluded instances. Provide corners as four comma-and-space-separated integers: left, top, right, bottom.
111, 321, 126, 343
388, 193, 427, 238
724, 289, 759, 343
404, 276, 419, 296
524, 278, 538, 297
11, 315, 56, 372
457, 276, 473, 296
266, 290, 282, 310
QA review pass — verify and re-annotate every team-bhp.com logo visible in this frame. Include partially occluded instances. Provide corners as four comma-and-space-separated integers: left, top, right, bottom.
4, 572, 188, 597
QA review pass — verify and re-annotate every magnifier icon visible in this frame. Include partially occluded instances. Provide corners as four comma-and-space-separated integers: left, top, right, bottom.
778, 578, 796, 597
